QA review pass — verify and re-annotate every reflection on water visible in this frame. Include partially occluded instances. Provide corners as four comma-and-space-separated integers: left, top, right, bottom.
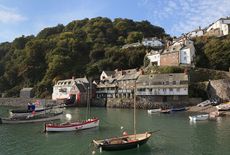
0, 106, 230, 155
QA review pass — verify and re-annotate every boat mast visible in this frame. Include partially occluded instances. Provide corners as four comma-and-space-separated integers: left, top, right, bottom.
134, 79, 136, 136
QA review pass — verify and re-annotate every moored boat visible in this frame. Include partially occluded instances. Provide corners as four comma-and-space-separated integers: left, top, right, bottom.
147, 108, 161, 114
45, 118, 99, 132
0, 112, 63, 124
171, 107, 187, 112
93, 132, 152, 151
10, 107, 51, 118
189, 114, 209, 121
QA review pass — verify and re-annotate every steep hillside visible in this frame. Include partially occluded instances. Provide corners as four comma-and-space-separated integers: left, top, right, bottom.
0, 17, 168, 97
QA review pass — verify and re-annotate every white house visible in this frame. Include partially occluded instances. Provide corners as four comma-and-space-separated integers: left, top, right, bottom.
100, 71, 115, 81
52, 77, 89, 102
207, 17, 230, 36
146, 50, 161, 66
186, 27, 205, 38
142, 37, 163, 47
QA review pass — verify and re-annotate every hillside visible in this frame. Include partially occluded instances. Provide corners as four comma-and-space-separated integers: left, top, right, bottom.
0, 17, 168, 97
193, 35, 230, 71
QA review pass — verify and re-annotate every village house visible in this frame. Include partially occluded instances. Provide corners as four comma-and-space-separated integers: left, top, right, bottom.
96, 69, 143, 99
122, 37, 163, 49
136, 73, 189, 103
142, 37, 163, 47
52, 77, 90, 105
186, 27, 205, 38
146, 50, 161, 66
147, 37, 195, 67
206, 17, 230, 37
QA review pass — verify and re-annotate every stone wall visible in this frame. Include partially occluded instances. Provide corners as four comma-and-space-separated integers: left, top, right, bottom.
0, 98, 56, 107
209, 79, 230, 101
160, 52, 179, 66
106, 96, 201, 109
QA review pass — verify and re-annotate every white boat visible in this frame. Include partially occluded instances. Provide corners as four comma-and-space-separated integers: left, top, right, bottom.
147, 109, 161, 114
45, 118, 99, 132
197, 100, 211, 107
189, 114, 209, 121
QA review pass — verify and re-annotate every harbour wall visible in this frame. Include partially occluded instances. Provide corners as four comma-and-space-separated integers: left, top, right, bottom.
0, 98, 56, 107
106, 97, 202, 109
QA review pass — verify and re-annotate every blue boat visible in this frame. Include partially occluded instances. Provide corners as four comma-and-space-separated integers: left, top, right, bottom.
171, 107, 187, 112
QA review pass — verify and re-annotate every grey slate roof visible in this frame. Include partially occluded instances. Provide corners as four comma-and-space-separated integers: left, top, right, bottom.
137, 73, 188, 83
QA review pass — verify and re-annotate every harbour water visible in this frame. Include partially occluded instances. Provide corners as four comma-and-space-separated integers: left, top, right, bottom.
0, 106, 230, 155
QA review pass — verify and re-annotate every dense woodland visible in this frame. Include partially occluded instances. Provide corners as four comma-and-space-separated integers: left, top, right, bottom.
0, 17, 168, 97
0, 17, 229, 97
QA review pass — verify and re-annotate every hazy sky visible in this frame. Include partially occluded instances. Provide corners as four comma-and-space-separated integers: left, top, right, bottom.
0, 0, 230, 43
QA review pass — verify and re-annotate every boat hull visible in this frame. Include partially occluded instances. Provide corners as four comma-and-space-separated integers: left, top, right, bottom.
93, 133, 151, 151
147, 109, 161, 114
45, 118, 99, 132
171, 107, 186, 112
189, 114, 209, 121
0, 112, 63, 124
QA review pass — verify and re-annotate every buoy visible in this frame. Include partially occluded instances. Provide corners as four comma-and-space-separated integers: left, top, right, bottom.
92, 150, 96, 155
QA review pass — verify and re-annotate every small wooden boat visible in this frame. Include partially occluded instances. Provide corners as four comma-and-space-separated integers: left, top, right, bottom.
0, 112, 63, 124
189, 114, 209, 121
45, 118, 99, 132
171, 107, 187, 112
147, 108, 161, 114
93, 132, 152, 151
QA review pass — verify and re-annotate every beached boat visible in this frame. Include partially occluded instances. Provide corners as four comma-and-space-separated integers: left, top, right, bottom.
93, 132, 152, 151
0, 112, 63, 124
147, 108, 161, 114
171, 107, 187, 112
197, 100, 211, 107
45, 118, 99, 132
189, 114, 209, 121
93, 81, 152, 152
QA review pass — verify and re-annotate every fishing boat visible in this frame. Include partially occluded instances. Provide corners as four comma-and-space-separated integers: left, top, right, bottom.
93, 132, 152, 151
45, 118, 99, 132
189, 114, 209, 121
44, 81, 99, 132
93, 80, 152, 151
0, 112, 63, 124
147, 108, 161, 114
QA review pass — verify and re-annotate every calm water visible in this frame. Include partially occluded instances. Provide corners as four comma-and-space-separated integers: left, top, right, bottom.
0, 106, 230, 155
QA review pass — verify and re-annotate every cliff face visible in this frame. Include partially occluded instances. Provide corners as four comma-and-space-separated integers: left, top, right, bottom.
208, 79, 230, 101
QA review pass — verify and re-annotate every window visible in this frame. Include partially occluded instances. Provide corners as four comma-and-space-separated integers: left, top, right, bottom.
169, 88, 173, 91
184, 57, 187, 61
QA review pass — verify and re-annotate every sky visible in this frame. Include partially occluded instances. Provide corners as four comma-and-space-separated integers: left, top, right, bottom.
0, 0, 230, 43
